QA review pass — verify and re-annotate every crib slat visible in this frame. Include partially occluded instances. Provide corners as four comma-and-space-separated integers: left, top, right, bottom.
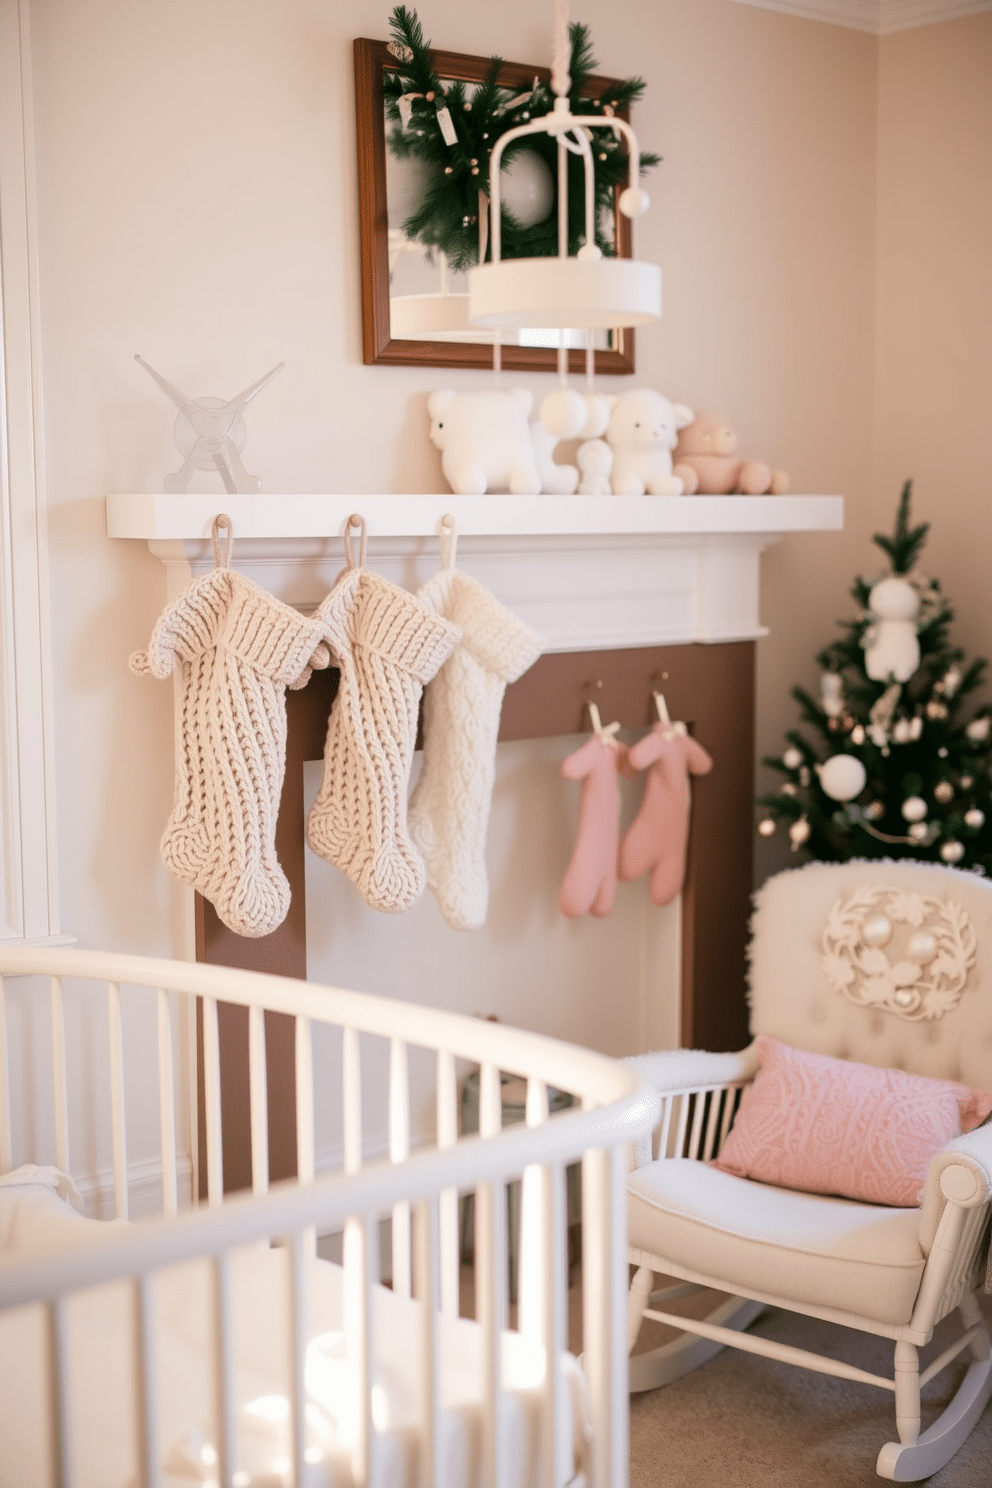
518, 1078, 548, 1341
673, 1088, 691, 1160
477, 1060, 505, 1488
344, 1215, 372, 1488
202, 997, 223, 1207
435, 1048, 459, 1317
702, 1087, 722, 1162
288, 1231, 308, 1488
50, 976, 69, 1175
48, 1296, 74, 1488
582, 1141, 628, 1488
390, 1038, 412, 1299
248, 1004, 269, 1196
156, 989, 178, 1216
214, 1251, 236, 1488
343, 1026, 362, 1176
135, 1272, 162, 1488
657, 1092, 673, 1161
107, 982, 129, 1220
415, 1197, 441, 1488
295, 1016, 316, 1259
542, 1160, 566, 1488
0, 974, 11, 1173
717, 1084, 736, 1154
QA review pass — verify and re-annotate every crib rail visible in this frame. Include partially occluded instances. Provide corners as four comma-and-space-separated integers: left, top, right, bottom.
0, 946, 657, 1488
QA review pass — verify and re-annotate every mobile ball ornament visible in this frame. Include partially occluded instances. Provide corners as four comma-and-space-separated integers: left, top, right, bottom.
817, 754, 866, 802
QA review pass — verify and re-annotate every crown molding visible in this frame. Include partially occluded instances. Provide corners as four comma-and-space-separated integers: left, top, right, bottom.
729, 0, 992, 33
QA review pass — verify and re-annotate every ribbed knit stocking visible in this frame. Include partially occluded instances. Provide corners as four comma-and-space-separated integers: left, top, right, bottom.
560, 724, 628, 920
620, 723, 713, 906
307, 525, 460, 914
130, 555, 331, 938
408, 567, 542, 930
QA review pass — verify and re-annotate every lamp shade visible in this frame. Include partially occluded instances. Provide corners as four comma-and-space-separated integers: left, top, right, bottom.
468, 257, 662, 331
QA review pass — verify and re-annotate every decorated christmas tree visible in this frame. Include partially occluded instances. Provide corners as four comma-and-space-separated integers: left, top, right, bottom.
381, 5, 659, 272
758, 483, 992, 872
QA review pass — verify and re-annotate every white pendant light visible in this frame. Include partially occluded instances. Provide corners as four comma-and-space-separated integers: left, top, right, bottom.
468, 0, 662, 333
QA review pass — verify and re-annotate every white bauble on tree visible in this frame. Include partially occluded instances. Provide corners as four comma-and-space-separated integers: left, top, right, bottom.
817, 754, 867, 802
901, 796, 928, 822
862, 576, 920, 682
500, 148, 553, 227
941, 840, 965, 864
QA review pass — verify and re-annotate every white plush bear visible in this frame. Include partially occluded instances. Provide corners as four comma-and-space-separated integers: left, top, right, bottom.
428, 389, 541, 495
600, 388, 695, 496
862, 576, 920, 683
576, 439, 613, 495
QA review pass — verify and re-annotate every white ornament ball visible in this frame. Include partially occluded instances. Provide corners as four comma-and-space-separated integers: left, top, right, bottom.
934, 780, 954, 803
783, 747, 803, 770
618, 185, 650, 218
757, 817, 776, 838
789, 816, 811, 850
576, 242, 603, 261
861, 914, 893, 949
907, 930, 937, 964
965, 808, 986, 829
500, 148, 553, 228
940, 840, 965, 864
818, 754, 867, 802
908, 822, 929, 841
966, 716, 992, 743
540, 388, 588, 439
901, 796, 928, 822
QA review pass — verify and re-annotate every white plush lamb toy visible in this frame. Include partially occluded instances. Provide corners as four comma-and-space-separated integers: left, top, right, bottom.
590, 388, 695, 496
428, 389, 542, 495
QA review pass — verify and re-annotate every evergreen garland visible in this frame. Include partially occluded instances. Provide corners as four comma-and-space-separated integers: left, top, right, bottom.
381, 5, 660, 273
758, 482, 992, 872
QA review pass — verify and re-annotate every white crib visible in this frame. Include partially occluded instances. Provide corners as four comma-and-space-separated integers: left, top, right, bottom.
0, 946, 655, 1488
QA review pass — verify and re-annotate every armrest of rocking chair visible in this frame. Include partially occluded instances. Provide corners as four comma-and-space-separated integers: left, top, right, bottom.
623, 1046, 761, 1169
919, 1123, 992, 1259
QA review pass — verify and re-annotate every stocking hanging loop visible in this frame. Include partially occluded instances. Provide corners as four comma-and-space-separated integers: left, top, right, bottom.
211, 513, 234, 568
439, 513, 458, 571
344, 513, 368, 570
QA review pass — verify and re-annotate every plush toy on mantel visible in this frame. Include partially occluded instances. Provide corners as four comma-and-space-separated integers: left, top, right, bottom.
581, 388, 694, 496
672, 411, 789, 495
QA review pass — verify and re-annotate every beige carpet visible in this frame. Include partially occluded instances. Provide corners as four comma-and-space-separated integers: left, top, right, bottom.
627, 1284, 992, 1488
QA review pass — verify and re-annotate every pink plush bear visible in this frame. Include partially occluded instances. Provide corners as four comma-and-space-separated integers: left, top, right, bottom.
673, 412, 789, 496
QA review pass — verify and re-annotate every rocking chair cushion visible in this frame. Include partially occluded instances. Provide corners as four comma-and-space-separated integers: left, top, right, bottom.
628, 1159, 926, 1324
711, 1036, 992, 1207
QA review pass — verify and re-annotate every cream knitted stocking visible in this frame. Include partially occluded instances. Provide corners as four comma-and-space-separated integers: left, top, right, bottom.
307, 523, 460, 914
130, 541, 331, 938
408, 567, 542, 930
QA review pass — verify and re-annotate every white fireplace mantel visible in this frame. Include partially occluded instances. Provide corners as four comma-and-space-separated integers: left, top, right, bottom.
107, 492, 843, 652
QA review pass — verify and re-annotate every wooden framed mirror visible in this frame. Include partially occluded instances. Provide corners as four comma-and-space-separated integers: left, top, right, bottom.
354, 38, 638, 374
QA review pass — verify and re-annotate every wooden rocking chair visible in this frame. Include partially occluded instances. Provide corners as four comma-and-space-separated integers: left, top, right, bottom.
626, 858, 992, 1481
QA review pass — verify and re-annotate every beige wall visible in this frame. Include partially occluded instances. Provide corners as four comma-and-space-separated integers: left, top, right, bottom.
874, 14, 992, 663
25, 0, 880, 966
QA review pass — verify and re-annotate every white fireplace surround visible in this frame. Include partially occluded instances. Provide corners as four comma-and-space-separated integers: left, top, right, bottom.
107, 492, 843, 651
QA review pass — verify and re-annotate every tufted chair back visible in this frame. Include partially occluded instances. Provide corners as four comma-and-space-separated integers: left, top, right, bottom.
748, 858, 992, 1092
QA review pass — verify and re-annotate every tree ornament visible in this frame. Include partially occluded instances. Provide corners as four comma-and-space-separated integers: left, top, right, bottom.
817, 754, 866, 802
757, 817, 776, 837
850, 724, 866, 745
960, 775, 974, 788
940, 840, 965, 864
863, 801, 884, 820
782, 746, 803, 769
789, 816, 811, 850
926, 699, 949, 720
780, 782, 797, 796
862, 576, 920, 682
908, 822, 929, 842
934, 780, 954, 804
965, 808, 985, 829
966, 716, 991, 742
820, 672, 844, 717
901, 796, 928, 822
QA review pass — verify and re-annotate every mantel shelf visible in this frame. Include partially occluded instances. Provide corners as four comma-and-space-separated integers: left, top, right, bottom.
107, 491, 842, 542
108, 492, 844, 653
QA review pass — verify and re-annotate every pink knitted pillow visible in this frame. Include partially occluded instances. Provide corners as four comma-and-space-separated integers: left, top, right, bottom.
713, 1036, 992, 1207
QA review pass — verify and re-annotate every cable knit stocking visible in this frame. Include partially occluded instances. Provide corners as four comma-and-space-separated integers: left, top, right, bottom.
559, 727, 628, 919
620, 723, 713, 906
306, 526, 460, 914
130, 559, 332, 938
408, 568, 542, 930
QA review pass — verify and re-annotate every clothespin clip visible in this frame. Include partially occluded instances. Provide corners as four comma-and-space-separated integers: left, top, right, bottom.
588, 700, 622, 749
653, 691, 687, 739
